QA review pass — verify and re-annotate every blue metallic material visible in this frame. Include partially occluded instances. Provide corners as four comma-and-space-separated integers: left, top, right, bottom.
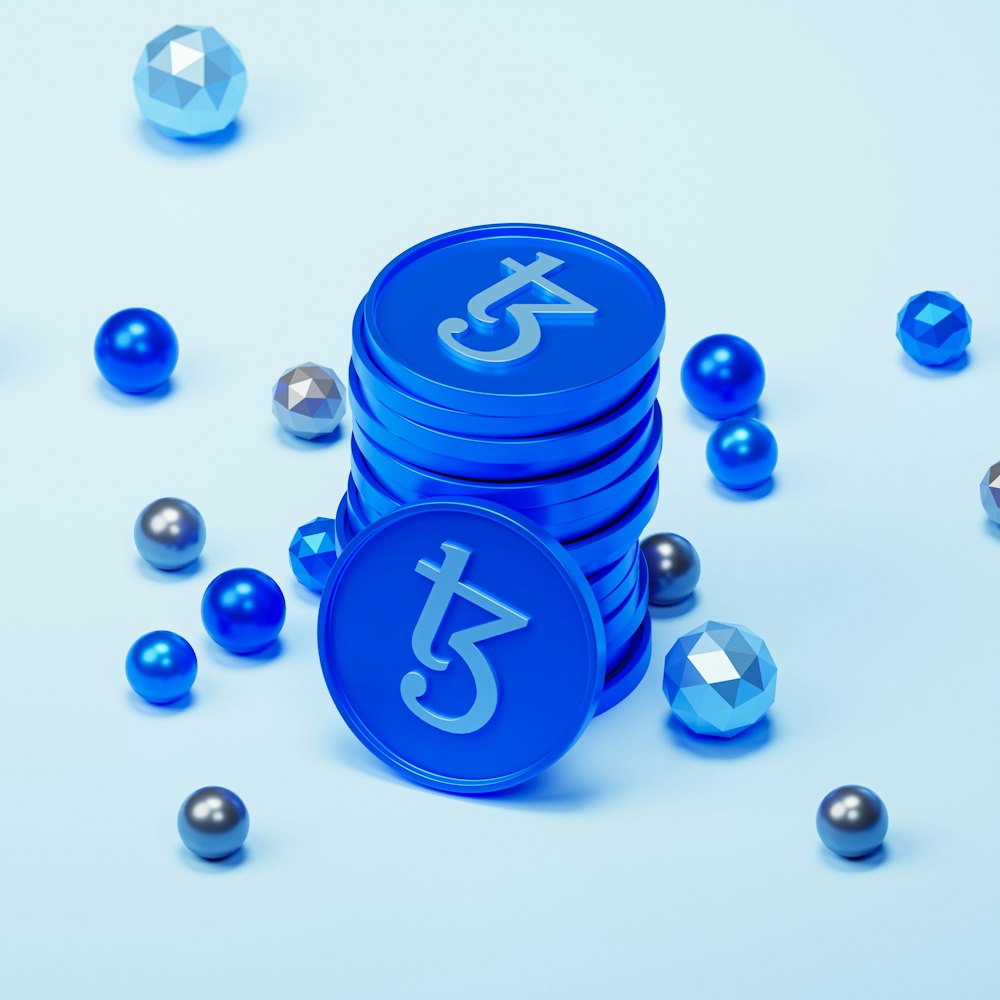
816, 785, 888, 859
94, 308, 178, 394
706, 416, 778, 490
680, 334, 765, 419
133, 25, 247, 139
663, 621, 777, 737
349, 361, 658, 479
177, 786, 249, 860
134, 497, 206, 571
896, 290, 971, 367
596, 613, 652, 715
318, 499, 605, 793
289, 518, 338, 593
125, 630, 197, 704
363, 225, 665, 418
201, 568, 286, 654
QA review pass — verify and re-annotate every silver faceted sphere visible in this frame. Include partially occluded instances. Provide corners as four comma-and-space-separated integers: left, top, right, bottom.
135, 497, 206, 571
641, 532, 701, 606
177, 786, 249, 860
272, 362, 346, 440
981, 461, 1000, 524
816, 785, 888, 859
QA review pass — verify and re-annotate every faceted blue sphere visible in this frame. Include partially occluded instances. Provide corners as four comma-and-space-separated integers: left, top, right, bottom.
178, 786, 249, 860
201, 568, 286, 654
896, 290, 971, 367
95, 308, 178, 394
289, 517, 338, 593
816, 785, 888, 859
681, 334, 765, 419
664, 620, 777, 737
707, 417, 778, 490
126, 630, 197, 704
134, 25, 247, 139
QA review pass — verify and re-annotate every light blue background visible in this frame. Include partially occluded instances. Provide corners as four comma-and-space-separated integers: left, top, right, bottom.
1, 1, 996, 996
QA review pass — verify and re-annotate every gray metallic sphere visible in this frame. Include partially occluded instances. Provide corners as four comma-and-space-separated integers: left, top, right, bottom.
981, 461, 1000, 524
177, 786, 249, 860
816, 785, 888, 859
641, 532, 701, 606
135, 497, 206, 570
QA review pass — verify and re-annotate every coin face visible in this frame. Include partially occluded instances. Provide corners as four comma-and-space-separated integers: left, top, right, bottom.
363, 224, 665, 418
318, 500, 605, 794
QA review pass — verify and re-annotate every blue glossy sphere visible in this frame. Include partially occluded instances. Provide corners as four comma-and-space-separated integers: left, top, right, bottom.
126, 630, 197, 704
201, 568, 286, 654
706, 417, 778, 490
816, 785, 888, 859
681, 334, 765, 419
94, 308, 178, 394
177, 786, 249, 860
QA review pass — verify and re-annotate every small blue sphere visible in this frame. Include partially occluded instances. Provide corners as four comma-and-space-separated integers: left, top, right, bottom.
681, 334, 765, 419
816, 785, 888, 859
707, 417, 778, 490
95, 308, 178, 394
289, 517, 338, 593
896, 290, 971, 367
178, 786, 249, 860
201, 568, 286, 654
126, 630, 197, 704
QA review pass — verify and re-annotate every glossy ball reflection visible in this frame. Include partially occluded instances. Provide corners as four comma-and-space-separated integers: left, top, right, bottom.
816, 785, 888, 859
681, 334, 765, 419
135, 497, 206, 571
126, 630, 197, 704
707, 416, 778, 490
641, 532, 701, 606
201, 568, 286, 654
177, 786, 249, 860
94, 307, 178, 394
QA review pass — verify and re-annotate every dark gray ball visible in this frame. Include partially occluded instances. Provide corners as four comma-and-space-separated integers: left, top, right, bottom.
816, 785, 888, 859
641, 532, 701, 606
135, 497, 206, 570
177, 786, 249, 860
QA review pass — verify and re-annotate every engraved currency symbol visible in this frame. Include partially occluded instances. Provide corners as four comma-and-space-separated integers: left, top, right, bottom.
437, 252, 597, 366
401, 542, 530, 734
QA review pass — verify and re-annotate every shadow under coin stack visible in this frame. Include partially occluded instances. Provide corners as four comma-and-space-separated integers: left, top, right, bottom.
335, 224, 664, 714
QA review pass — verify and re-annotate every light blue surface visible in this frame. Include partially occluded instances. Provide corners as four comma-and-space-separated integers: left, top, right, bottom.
0, 1, 997, 997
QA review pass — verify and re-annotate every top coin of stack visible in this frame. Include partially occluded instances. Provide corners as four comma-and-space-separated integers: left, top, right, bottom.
339, 223, 664, 714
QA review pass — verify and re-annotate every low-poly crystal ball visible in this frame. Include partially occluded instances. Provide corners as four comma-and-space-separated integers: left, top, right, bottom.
816, 785, 888, 859
272, 363, 347, 440
896, 290, 971, 367
663, 620, 777, 737
289, 517, 338, 593
980, 461, 1000, 525
134, 25, 247, 139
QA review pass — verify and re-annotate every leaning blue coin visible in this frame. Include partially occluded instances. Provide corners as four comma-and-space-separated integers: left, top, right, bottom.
363, 224, 665, 418
318, 500, 606, 794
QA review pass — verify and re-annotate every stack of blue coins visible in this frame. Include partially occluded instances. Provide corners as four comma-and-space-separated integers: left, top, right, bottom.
337, 224, 664, 713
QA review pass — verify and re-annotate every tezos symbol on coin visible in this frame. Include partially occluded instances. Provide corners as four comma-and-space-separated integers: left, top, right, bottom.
437, 253, 597, 366
401, 542, 530, 734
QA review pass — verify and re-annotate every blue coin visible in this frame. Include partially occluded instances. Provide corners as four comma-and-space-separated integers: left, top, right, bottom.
601, 556, 649, 652
354, 403, 662, 511
595, 613, 652, 716
363, 224, 665, 418
351, 428, 660, 539
318, 500, 606, 794
349, 359, 659, 476
596, 546, 642, 617
352, 304, 646, 437
589, 544, 639, 604
350, 364, 656, 481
